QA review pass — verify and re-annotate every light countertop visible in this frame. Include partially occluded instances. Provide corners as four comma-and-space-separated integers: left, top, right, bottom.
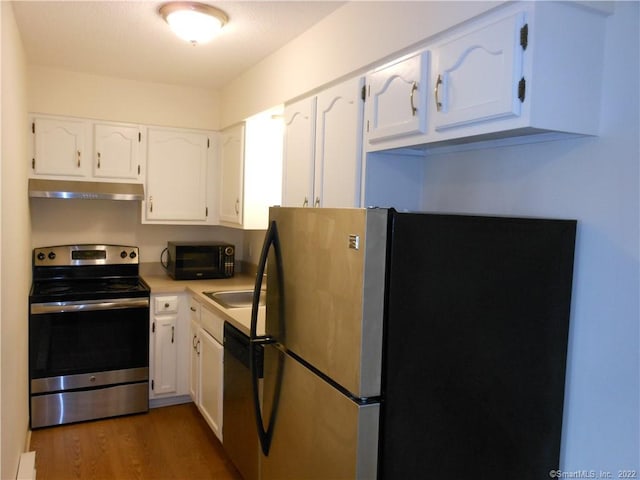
140, 262, 265, 336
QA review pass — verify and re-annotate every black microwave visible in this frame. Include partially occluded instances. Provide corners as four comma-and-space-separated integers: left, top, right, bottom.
164, 242, 235, 280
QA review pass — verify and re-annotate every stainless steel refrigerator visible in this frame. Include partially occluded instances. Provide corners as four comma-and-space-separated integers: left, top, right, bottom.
249, 207, 576, 480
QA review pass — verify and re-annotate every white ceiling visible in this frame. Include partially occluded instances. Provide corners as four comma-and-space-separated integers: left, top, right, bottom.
12, 1, 344, 90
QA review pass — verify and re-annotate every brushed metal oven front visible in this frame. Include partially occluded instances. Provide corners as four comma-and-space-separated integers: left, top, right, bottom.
29, 297, 150, 428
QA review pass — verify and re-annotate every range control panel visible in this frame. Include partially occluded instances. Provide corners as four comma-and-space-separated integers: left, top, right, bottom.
33, 244, 139, 267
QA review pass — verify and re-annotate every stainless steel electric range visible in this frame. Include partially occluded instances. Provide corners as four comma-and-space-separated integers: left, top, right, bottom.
29, 244, 150, 428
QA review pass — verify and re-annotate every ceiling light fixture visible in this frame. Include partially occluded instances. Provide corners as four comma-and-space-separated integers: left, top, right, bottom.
159, 2, 228, 45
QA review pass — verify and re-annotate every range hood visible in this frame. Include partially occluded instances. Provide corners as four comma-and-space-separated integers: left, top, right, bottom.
28, 179, 144, 201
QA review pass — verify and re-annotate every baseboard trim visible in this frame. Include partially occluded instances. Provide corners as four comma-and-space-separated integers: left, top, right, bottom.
149, 395, 192, 409
16, 451, 36, 480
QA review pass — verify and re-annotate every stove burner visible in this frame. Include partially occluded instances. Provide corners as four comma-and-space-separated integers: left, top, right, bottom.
31, 278, 149, 301
30, 245, 150, 304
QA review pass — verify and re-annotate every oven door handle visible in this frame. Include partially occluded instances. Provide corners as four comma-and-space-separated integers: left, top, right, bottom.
31, 297, 149, 314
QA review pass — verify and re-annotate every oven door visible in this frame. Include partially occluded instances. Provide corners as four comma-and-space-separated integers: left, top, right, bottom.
29, 297, 150, 428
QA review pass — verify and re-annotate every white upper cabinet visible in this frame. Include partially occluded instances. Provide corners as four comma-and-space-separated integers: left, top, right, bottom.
218, 123, 245, 226
362, 1, 607, 152
429, 1, 607, 145
144, 127, 213, 224
364, 51, 429, 145
219, 108, 283, 229
282, 96, 316, 208
31, 116, 89, 178
282, 76, 363, 208
432, 11, 525, 132
314, 76, 364, 208
30, 115, 145, 182
93, 122, 143, 181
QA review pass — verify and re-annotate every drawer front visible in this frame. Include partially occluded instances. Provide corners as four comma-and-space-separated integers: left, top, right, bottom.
201, 307, 224, 344
189, 297, 201, 322
154, 295, 178, 314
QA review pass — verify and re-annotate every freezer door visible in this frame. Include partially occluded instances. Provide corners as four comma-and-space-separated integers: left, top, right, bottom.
265, 207, 388, 398
260, 343, 379, 480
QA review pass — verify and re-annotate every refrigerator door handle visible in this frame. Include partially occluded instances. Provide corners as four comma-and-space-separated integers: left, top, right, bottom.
250, 219, 285, 456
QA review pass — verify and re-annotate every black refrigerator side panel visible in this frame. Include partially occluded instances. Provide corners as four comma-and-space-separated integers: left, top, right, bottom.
379, 213, 576, 480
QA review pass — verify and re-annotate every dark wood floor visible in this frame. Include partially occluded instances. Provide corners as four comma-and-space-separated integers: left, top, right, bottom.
30, 403, 243, 480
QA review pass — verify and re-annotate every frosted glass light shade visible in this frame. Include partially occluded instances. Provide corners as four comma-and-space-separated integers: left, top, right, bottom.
160, 2, 228, 44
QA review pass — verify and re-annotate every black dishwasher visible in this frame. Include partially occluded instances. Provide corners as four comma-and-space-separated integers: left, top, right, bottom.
223, 323, 263, 480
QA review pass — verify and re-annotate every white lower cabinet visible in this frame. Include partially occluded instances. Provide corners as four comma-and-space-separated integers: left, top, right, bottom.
198, 327, 223, 438
153, 314, 177, 395
189, 296, 224, 442
150, 294, 190, 403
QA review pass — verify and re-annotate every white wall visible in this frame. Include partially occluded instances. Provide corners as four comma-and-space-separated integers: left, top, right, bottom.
30, 199, 244, 265
28, 66, 220, 130
1, 3, 31, 478
417, 4, 639, 471
221, 0, 639, 473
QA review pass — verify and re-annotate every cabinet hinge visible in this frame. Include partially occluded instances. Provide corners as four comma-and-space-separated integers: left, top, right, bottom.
206, 206, 208, 217
152, 322, 155, 333
520, 24, 528, 50
207, 138, 210, 148
32, 158, 35, 170
518, 77, 526, 102
138, 132, 141, 142
31, 122, 35, 134
151, 379, 154, 390
366, 119, 370, 133
361, 85, 367, 102
138, 165, 141, 175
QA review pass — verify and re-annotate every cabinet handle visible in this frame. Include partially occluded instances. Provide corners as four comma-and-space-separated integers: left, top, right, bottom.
235, 199, 240, 215
190, 306, 196, 312
434, 74, 443, 112
314, 197, 320, 208
77, 150, 81, 168
171, 326, 175, 343
192, 334, 198, 349
303, 197, 308, 208
196, 339, 201, 355
97, 152, 101, 168
410, 81, 418, 116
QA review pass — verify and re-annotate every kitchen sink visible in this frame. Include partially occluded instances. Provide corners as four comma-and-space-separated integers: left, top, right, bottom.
203, 289, 266, 309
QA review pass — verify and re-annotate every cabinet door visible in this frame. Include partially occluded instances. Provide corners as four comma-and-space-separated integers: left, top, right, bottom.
199, 328, 224, 442
365, 51, 429, 144
432, 12, 526, 131
93, 123, 142, 181
314, 76, 364, 208
32, 117, 88, 177
146, 128, 209, 222
219, 124, 245, 225
189, 298, 201, 402
282, 97, 316, 207
152, 315, 177, 395
189, 318, 200, 402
